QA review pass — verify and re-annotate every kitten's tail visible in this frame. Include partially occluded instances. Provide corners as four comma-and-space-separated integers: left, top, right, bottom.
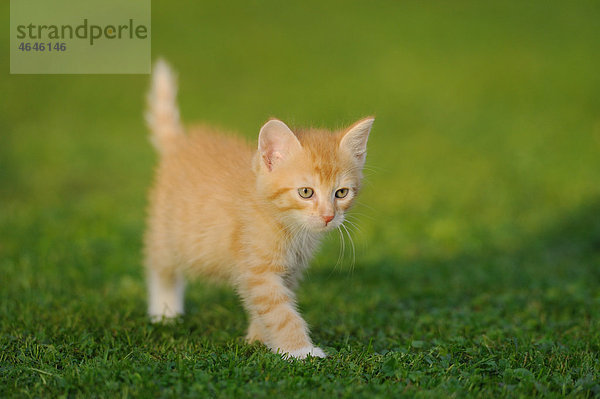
146, 59, 183, 154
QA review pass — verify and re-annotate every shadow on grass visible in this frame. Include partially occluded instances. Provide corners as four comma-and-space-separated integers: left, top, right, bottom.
169, 199, 600, 348
14, 198, 593, 351
301, 199, 600, 351
315, 198, 600, 297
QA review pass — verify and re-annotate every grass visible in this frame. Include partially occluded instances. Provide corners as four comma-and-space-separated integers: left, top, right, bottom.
1, 1, 600, 397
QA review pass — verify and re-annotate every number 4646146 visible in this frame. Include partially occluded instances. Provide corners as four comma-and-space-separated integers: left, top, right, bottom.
18, 42, 66, 52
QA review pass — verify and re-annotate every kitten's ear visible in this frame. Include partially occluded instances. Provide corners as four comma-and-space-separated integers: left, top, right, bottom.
258, 119, 302, 171
340, 117, 374, 166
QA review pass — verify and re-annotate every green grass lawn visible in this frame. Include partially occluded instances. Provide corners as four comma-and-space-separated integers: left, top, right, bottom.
2, 1, 600, 397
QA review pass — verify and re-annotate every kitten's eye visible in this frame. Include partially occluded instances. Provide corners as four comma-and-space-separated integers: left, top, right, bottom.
298, 187, 314, 199
335, 188, 349, 198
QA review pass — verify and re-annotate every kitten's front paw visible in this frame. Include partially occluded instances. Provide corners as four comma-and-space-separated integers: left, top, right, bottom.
281, 346, 327, 360
245, 321, 267, 344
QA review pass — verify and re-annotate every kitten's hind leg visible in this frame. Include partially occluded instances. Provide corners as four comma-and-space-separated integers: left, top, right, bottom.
147, 267, 185, 322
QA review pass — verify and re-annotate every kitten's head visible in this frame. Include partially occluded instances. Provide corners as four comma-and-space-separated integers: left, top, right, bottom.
254, 117, 374, 233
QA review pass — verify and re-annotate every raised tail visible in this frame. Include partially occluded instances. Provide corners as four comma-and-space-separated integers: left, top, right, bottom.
146, 59, 183, 154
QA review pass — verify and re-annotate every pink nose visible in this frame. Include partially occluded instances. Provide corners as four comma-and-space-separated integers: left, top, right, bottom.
322, 215, 334, 224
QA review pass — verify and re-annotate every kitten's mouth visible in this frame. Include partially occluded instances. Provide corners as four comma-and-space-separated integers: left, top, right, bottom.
314, 220, 340, 232
304, 224, 332, 233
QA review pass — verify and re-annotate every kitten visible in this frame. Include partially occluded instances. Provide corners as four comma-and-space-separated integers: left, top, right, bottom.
144, 60, 374, 359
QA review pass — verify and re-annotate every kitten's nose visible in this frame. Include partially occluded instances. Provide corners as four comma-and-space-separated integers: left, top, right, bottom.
322, 215, 334, 225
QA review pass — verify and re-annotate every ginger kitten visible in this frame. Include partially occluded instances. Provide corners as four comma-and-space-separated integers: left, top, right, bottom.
144, 60, 374, 359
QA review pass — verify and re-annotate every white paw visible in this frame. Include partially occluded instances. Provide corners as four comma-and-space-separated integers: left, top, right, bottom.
281, 346, 327, 360
149, 311, 182, 324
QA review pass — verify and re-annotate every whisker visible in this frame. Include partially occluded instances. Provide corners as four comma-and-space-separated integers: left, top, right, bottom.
342, 218, 362, 232
343, 218, 369, 254
334, 226, 345, 272
341, 223, 356, 272
345, 215, 366, 224
346, 213, 375, 224
354, 201, 377, 213
363, 164, 387, 173
343, 221, 364, 242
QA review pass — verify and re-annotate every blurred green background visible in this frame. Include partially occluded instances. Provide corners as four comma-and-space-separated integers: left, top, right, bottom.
1, 1, 599, 397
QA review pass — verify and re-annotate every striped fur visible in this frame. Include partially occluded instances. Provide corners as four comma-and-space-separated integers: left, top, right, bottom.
144, 60, 373, 359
